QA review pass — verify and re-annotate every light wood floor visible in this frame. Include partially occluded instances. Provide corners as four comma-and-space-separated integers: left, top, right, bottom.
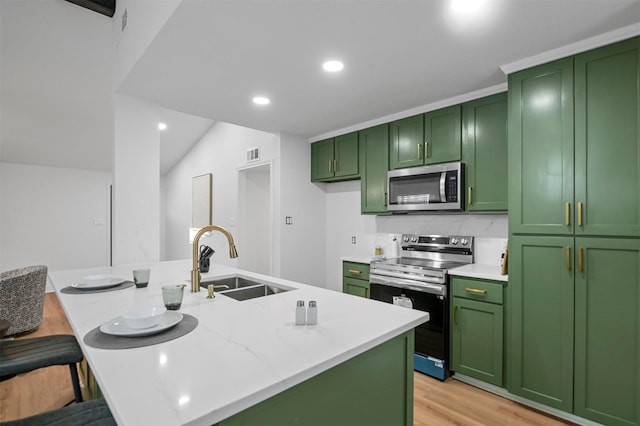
1, 293, 574, 425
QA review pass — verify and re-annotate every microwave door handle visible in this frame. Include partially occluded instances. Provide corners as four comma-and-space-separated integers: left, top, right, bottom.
439, 172, 447, 203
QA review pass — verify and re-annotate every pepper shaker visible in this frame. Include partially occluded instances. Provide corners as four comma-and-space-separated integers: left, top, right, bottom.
307, 301, 318, 325
295, 300, 306, 325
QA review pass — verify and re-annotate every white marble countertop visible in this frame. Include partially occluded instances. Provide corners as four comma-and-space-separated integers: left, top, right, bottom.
50, 260, 428, 426
448, 263, 508, 282
340, 256, 374, 264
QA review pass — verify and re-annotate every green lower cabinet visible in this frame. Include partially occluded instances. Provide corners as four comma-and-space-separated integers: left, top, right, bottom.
359, 124, 389, 214
573, 237, 639, 425
509, 234, 639, 424
220, 331, 415, 426
508, 235, 575, 412
342, 261, 370, 298
450, 277, 504, 387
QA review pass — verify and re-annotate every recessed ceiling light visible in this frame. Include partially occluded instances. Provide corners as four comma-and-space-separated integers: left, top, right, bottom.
252, 96, 270, 105
451, 0, 485, 14
323, 60, 344, 72
158, 122, 167, 131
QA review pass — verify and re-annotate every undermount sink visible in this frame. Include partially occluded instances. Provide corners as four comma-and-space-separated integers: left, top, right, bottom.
200, 276, 293, 301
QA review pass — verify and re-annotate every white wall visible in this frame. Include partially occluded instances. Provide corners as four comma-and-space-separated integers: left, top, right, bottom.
278, 133, 327, 287
0, 163, 111, 273
323, 179, 508, 292
162, 122, 278, 266
112, 0, 182, 90
112, 94, 161, 265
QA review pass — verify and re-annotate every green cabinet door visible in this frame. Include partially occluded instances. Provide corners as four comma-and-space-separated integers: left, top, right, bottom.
311, 138, 335, 181
334, 132, 359, 178
451, 297, 504, 387
462, 92, 508, 211
360, 124, 390, 214
508, 58, 574, 235
343, 277, 369, 298
574, 37, 640, 237
311, 134, 359, 182
508, 235, 574, 411
574, 237, 639, 426
389, 114, 424, 170
424, 104, 461, 165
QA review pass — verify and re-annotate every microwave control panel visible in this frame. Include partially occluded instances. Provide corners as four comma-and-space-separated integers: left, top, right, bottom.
445, 172, 457, 202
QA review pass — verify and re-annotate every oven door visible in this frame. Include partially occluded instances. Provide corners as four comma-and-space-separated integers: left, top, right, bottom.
370, 274, 449, 380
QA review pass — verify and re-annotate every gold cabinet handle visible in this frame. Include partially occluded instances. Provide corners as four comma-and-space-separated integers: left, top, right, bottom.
468, 187, 473, 205
328, 160, 333, 174
465, 287, 486, 295
453, 306, 458, 325
424, 142, 429, 159
417, 144, 422, 159
578, 202, 583, 226
348, 269, 362, 274
333, 159, 337, 173
565, 202, 571, 226
578, 247, 583, 272
566, 247, 571, 271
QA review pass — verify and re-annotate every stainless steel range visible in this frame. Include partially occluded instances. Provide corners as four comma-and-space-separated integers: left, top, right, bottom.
369, 234, 474, 380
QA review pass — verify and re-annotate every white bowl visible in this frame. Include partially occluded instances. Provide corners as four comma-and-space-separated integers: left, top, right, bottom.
82, 274, 112, 287
121, 306, 167, 329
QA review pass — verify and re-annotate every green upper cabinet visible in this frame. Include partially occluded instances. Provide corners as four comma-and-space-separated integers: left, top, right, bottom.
389, 114, 424, 169
507, 235, 575, 412
573, 237, 639, 426
389, 106, 462, 170
508, 58, 575, 235
574, 38, 640, 237
359, 124, 390, 214
311, 132, 359, 182
462, 92, 508, 212
423, 104, 462, 165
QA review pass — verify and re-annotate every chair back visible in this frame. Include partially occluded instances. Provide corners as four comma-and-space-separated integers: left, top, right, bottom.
0, 265, 48, 336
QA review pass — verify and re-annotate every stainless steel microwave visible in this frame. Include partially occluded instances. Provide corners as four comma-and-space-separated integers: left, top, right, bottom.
387, 162, 464, 212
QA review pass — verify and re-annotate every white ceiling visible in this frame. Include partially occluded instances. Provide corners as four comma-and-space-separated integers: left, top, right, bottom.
2, 0, 639, 173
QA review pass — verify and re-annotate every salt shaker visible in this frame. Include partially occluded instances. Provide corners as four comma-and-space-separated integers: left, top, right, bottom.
295, 300, 306, 325
307, 301, 318, 325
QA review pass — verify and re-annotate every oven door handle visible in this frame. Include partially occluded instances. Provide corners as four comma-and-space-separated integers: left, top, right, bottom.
370, 274, 445, 296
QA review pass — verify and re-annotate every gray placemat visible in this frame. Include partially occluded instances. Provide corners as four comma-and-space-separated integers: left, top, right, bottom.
61, 280, 135, 294
83, 314, 198, 349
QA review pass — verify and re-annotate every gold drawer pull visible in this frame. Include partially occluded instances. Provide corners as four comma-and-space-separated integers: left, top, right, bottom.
348, 269, 362, 274
465, 287, 486, 295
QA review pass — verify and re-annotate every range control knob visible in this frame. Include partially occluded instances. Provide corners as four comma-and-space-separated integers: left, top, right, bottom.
451, 238, 459, 245
461, 238, 469, 246
403, 236, 410, 242
411, 236, 418, 243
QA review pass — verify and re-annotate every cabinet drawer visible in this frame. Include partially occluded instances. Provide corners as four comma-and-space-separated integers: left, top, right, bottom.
451, 277, 503, 304
343, 262, 370, 280
343, 277, 369, 298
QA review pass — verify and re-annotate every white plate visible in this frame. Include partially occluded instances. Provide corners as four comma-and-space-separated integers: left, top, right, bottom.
100, 311, 183, 337
71, 277, 125, 290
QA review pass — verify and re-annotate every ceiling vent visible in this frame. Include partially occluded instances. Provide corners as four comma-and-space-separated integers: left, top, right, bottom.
246, 147, 260, 163
64, 0, 116, 18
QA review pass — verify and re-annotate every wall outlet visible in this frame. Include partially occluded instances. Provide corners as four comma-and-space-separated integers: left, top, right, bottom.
351, 236, 356, 244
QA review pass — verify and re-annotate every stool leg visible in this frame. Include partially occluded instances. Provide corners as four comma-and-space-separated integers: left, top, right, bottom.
68, 363, 83, 403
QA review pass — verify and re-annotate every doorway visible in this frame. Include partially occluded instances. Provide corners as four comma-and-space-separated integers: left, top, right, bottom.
237, 162, 272, 275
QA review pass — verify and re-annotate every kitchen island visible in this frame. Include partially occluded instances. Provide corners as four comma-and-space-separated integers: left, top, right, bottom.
50, 260, 428, 426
